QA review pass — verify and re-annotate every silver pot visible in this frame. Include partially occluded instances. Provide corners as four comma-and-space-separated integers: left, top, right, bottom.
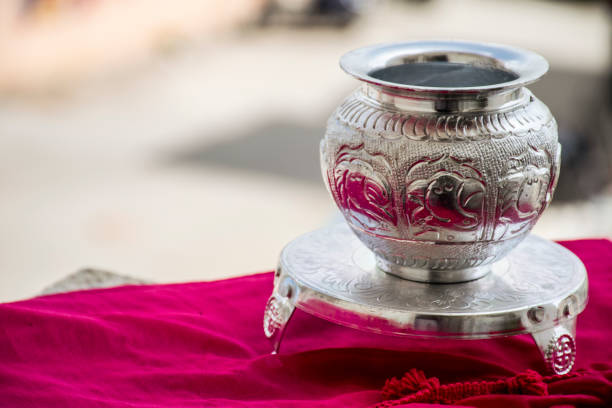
320, 41, 560, 283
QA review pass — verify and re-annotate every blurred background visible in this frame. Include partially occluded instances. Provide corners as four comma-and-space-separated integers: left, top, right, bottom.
0, 0, 610, 302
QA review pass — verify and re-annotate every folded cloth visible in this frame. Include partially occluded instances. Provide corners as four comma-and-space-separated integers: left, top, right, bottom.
1, 240, 611, 408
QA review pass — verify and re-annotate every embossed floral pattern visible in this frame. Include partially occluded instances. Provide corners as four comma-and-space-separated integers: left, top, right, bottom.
404, 155, 486, 242
330, 144, 398, 235
335, 92, 555, 142
495, 147, 553, 239
321, 83, 560, 271
550, 334, 575, 374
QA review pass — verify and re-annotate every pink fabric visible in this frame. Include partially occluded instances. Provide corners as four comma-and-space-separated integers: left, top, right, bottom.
1, 240, 611, 408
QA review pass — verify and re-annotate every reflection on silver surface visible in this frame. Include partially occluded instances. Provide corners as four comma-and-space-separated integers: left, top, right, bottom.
264, 222, 587, 374
320, 41, 560, 282
282, 223, 585, 327
264, 41, 586, 375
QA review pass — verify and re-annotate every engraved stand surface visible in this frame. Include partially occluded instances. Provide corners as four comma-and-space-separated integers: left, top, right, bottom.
264, 223, 588, 374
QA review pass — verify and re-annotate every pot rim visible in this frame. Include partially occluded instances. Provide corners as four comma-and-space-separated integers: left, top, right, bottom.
340, 40, 549, 93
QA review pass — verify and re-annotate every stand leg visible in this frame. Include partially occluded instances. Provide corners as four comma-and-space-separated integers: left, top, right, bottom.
531, 318, 577, 375
263, 269, 296, 354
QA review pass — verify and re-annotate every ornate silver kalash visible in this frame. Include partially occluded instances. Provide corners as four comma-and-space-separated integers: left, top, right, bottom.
263, 41, 587, 375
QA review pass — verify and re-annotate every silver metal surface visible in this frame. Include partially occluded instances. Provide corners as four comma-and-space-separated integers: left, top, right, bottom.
532, 319, 577, 375
263, 41, 583, 375
339, 41, 549, 93
321, 41, 560, 282
264, 223, 587, 374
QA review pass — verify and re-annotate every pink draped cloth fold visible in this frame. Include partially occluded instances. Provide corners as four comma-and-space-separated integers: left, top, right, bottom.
1, 239, 611, 407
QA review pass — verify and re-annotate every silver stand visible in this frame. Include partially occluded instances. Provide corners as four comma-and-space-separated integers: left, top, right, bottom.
263, 223, 587, 375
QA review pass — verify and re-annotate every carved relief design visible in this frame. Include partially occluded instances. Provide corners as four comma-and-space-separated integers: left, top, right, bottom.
263, 293, 294, 339
280, 223, 585, 314
545, 146, 562, 209
322, 87, 560, 272
545, 334, 576, 375
336, 92, 554, 142
404, 154, 486, 242
494, 146, 553, 240
377, 252, 494, 272
329, 144, 398, 236
263, 295, 283, 338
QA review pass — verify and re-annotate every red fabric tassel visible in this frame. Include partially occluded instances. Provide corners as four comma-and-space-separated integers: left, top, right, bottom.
376, 369, 580, 407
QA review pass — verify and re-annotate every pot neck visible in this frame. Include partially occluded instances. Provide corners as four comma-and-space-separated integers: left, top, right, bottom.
360, 83, 529, 114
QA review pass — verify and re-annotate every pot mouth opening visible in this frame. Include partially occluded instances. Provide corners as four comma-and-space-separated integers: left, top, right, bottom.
340, 41, 549, 93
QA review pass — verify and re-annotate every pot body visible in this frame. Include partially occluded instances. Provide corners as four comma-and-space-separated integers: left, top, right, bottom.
321, 84, 560, 282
